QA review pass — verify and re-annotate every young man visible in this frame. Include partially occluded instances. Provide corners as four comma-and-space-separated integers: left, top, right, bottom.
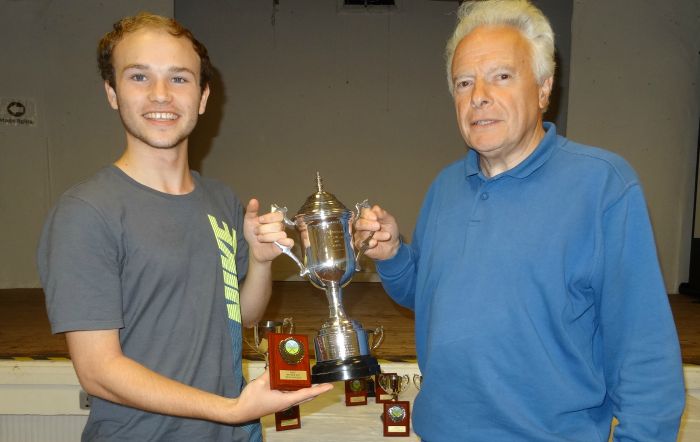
37, 13, 331, 441
354, 1, 685, 440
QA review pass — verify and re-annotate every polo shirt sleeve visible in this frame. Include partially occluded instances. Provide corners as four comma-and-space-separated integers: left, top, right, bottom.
595, 184, 685, 440
376, 240, 417, 309
376, 178, 440, 311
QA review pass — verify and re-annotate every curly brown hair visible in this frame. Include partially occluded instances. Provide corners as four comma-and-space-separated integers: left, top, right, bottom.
97, 12, 212, 92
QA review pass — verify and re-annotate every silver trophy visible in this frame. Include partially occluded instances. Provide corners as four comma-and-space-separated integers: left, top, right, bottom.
378, 373, 410, 401
246, 318, 294, 366
273, 172, 384, 383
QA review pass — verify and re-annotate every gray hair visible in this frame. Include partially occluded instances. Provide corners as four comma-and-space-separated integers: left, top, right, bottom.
445, 0, 555, 94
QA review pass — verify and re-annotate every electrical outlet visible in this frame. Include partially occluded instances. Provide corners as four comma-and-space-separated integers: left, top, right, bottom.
79, 390, 91, 410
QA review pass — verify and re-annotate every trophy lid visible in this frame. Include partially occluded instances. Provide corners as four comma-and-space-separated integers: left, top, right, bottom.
296, 172, 350, 217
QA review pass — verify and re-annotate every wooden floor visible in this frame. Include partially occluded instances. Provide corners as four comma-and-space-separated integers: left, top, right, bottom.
1, 282, 699, 365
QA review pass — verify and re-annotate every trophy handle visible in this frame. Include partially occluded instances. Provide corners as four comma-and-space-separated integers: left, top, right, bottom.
369, 325, 385, 351
354, 199, 376, 271
413, 374, 422, 390
271, 204, 296, 227
244, 323, 267, 360
243, 335, 260, 353
399, 374, 410, 394
282, 317, 295, 333
271, 204, 310, 278
253, 322, 261, 348
377, 373, 390, 393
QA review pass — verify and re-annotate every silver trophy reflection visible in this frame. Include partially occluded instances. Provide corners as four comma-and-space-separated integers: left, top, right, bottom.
273, 172, 384, 383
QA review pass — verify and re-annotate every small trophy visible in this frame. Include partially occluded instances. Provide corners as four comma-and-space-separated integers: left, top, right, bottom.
344, 378, 369, 406
247, 318, 307, 431
267, 330, 312, 391
375, 372, 399, 404
378, 373, 411, 437
273, 173, 384, 383
274, 405, 301, 431
366, 328, 384, 397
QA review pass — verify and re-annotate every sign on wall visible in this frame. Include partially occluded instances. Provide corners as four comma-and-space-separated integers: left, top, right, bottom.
0, 98, 37, 126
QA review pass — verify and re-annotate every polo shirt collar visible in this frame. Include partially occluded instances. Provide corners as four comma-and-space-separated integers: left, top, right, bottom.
464, 122, 558, 180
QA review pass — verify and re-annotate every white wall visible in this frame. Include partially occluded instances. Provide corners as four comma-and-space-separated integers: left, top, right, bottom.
567, 0, 700, 291
0, 0, 698, 293
175, 0, 467, 280
0, 0, 173, 287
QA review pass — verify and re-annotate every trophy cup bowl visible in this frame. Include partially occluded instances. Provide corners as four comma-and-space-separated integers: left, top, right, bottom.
378, 373, 410, 401
273, 172, 383, 383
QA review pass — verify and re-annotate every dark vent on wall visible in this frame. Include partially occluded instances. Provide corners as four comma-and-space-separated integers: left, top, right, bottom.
344, 0, 395, 5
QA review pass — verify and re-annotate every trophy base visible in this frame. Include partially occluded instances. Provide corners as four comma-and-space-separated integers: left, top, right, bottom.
311, 354, 381, 383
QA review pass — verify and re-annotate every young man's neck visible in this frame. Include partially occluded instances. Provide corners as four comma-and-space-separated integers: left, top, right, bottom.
115, 142, 194, 195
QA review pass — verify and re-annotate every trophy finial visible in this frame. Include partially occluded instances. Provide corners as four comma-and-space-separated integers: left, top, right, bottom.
315, 172, 323, 192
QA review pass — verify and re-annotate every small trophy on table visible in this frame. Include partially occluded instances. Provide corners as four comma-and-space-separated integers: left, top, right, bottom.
375, 371, 398, 404
344, 378, 369, 406
377, 373, 411, 437
345, 326, 384, 406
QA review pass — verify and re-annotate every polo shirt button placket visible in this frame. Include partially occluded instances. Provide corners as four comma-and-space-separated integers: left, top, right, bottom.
480, 192, 489, 200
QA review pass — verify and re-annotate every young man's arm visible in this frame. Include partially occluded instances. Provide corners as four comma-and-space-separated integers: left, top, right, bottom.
67, 329, 332, 424
239, 198, 290, 327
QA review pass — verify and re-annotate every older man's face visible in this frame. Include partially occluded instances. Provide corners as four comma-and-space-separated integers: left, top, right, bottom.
451, 26, 552, 169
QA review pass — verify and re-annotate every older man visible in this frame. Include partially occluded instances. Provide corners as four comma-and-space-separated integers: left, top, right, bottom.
355, 1, 685, 440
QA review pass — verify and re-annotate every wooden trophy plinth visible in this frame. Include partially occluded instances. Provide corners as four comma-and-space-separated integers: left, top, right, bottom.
375, 373, 395, 403
344, 378, 368, 406
383, 401, 411, 437
268, 332, 310, 432
267, 332, 311, 391
275, 405, 301, 431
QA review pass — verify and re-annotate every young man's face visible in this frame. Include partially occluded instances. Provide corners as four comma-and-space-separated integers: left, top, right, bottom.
451, 25, 552, 164
105, 27, 209, 151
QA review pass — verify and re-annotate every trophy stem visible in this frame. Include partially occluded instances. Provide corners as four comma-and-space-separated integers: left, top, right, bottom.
325, 281, 347, 320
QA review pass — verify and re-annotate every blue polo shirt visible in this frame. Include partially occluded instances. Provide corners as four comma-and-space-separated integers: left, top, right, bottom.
377, 123, 684, 441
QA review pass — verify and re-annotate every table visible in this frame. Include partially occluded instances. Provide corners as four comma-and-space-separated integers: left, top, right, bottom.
245, 361, 420, 441
260, 382, 419, 441
245, 361, 700, 442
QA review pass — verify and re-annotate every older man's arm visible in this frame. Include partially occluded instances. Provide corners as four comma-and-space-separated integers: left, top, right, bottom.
596, 185, 685, 441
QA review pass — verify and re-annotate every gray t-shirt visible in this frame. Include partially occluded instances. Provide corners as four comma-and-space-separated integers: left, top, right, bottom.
37, 166, 262, 441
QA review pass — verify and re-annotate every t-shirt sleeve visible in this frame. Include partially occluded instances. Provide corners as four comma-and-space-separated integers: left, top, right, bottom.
231, 192, 249, 282
37, 195, 124, 334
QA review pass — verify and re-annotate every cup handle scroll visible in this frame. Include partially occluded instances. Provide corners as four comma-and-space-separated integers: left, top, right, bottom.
369, 325, 385, 352
400, 374, 410, 394
270, 204, 310, 277
354, 199, 376, 271
282, 317, 295, 334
